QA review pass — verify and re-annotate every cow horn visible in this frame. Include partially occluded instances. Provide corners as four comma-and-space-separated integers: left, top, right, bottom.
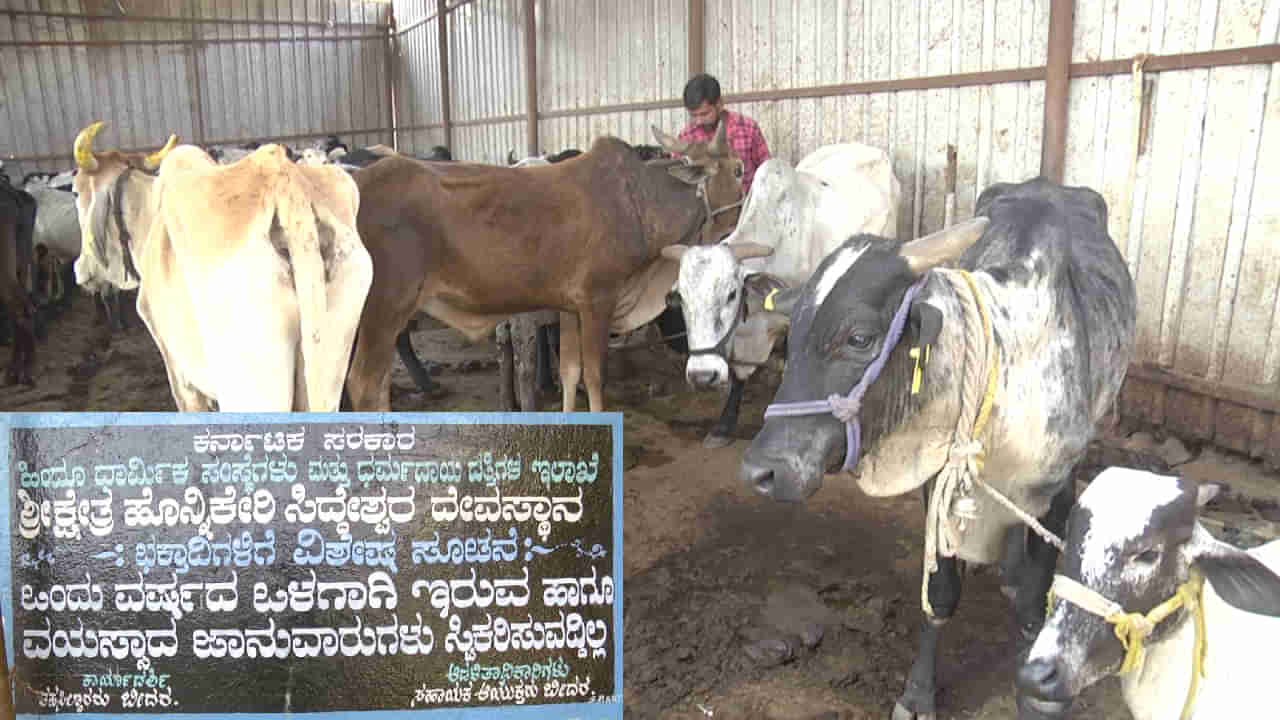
74, 121, 104, 171
652, 125, 691, 155
729, 242, 774, 261
900, 216, 991, 276
711, 113, 729, 154
143, 134, 178, 170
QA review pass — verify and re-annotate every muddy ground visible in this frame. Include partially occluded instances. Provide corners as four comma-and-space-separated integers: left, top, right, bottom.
4, 290, 1278, 720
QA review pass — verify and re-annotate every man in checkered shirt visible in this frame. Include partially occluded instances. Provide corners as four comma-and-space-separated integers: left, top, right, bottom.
678, 73, 771, 195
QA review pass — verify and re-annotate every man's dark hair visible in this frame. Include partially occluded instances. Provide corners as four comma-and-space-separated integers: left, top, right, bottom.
683, 73, 721, 109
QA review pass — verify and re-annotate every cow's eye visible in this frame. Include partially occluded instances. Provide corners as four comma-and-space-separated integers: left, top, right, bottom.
727, 288, 737, 303
1133, 548, 1161, 566
848, 333, 874, 350
734, 165, 744, 178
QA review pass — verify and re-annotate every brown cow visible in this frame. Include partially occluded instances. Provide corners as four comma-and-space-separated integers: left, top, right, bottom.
0, 176, 37, 386
346, 124, 744, 411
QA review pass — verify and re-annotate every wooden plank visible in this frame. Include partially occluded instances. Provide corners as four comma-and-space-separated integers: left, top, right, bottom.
1213, 400, 1258, 454
1176, 64, 1251, 378
918, 0, 951, 235
1262, 416, 1280, 469
1163, 388, 1214, 441
1126, 364, 1280, 415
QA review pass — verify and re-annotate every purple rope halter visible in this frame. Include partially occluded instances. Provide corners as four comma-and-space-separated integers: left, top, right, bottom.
763, 275, 929, 472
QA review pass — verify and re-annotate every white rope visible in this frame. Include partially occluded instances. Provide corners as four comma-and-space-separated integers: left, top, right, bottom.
922, 270, 993, 616
1050, 573, 1125, 621
921, 270, 1065, 618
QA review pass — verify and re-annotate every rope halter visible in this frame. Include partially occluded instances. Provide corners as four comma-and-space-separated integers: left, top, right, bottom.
1047, 570, 1207, 720
762, 274, 928, 472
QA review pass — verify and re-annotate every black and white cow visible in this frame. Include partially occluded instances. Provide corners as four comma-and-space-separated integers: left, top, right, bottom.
1016, 468, 1280, 720
739, 177, 1138, 719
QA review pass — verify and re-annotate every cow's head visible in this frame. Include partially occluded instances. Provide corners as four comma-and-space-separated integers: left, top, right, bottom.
660, 241, 781, 388
70, 121, 177, 290
652, 115, 745, 241
1016, 468, 1280, 719
738, 217, 989, 502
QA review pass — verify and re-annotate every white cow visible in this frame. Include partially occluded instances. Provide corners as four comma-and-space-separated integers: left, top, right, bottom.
1017, 467, 1280, 720
660, 142, 901, 448
71, 122, 373, 412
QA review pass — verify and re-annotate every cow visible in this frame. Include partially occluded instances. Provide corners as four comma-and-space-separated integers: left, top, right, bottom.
662, 142, 901, 448
1016, 468, 1280, 720
0, 174, 37, 385
25, 184, 132, 332
70, 122, 373, 411
344, 123, 745, 412
738, 177, 1138, 720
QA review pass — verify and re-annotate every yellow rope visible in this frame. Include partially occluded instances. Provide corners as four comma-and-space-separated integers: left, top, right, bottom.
1049, 570, 1207, 720
958, 270, 1000, 447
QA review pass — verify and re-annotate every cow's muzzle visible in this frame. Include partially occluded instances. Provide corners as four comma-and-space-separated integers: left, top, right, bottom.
686, 354, 729, 389
1015, 659, 1074, 720
740, 442, 824, 502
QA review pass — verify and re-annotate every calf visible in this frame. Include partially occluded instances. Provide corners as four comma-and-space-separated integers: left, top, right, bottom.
1017, 468, 1280, 720
740, 177, 1138, 719
663, 142, 901, 447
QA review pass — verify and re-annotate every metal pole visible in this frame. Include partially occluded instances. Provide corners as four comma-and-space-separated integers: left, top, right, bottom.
386, 2, 398, 150
524, 0, 537, 155
1041, 0, 1074, 183
688, 0, 704, 77
437, 0, 452, 150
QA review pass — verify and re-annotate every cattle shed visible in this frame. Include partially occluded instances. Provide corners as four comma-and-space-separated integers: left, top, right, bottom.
2, 0, 1279, 465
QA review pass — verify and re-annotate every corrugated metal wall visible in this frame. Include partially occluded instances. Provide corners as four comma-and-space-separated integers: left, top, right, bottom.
448, 0, 526, 164
391, 0, 447, 153
1063, 0, 1280, 464
536, 0, 688, 158
0, 0, 393, 181
705, 0, 1048, 241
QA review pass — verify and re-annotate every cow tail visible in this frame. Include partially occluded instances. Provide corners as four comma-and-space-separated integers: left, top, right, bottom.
275, 174, 329, 410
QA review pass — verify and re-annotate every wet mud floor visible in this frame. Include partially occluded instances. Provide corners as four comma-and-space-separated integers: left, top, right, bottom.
5, 290, 1277, 719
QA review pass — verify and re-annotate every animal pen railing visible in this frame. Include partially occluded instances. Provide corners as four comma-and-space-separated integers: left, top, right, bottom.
3, 0, 1280, 467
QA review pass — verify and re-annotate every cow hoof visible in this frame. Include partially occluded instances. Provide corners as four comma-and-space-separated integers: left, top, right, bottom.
703, 433, 734, 449
890, 702, 934, 720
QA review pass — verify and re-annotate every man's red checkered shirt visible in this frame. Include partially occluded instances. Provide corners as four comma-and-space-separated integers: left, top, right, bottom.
679, 109, 771, 194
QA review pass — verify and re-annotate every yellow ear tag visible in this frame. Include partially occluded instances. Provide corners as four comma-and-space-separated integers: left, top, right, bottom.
763, 288, 779, 312
909, 346, 925, 395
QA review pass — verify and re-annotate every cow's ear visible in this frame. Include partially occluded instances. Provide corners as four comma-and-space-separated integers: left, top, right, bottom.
899, 217, 990, 276
667, 163, 712, 185
652, 126, 692, 155
1185, 525, 1280, 617
909, 301, 943, 348
743, 271, 786, 299
761, 286, 802, 316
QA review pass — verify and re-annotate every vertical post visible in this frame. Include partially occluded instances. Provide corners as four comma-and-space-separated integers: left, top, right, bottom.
1040, 0, 1074, 183
437, 0, 452, 150
687, 0, 705, 77
386, 4, 399, 149
524, 0, 537, 155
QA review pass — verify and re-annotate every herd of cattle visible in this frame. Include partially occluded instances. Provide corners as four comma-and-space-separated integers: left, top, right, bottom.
2, 118, 1278, 718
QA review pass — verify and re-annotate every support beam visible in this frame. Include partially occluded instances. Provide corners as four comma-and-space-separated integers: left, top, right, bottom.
524, 0, 538, 155
688, 0, 705, 77
1041, 0, 1075, 183
437, 0, 452, 151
